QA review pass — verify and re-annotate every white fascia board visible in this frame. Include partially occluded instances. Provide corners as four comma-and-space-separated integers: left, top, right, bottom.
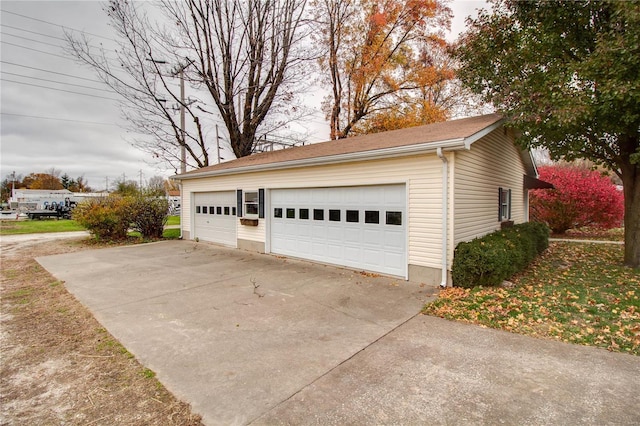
521, 149, 539, 177
461, 119, 537, 177
463, 119, 505, 150
174, 137, 468, 180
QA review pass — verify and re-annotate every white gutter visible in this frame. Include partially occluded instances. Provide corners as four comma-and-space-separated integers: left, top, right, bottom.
436, 147, 449, 288
173, 119, 506, 182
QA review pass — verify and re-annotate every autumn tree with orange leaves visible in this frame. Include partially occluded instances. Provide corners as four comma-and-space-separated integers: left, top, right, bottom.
314, 0, 456, 139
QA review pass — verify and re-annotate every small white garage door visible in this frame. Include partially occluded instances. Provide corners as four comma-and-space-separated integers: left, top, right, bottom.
270, 185, 406, 277
193, 191, 237, 246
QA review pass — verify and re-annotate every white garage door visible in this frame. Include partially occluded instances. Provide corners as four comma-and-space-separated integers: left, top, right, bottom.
193, 191, 237, 246
270, 185, 406, 277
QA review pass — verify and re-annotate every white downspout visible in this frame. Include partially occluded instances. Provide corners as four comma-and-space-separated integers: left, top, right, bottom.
436, 147, 448, 288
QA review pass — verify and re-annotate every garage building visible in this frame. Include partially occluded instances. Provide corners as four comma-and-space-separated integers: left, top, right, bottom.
173, 113, 543, 286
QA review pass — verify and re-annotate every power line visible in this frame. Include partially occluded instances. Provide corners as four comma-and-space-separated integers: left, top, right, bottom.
1, 60, 107, 84
2, 23, 69, 42
1, 112, 118, 126
1, 40, 74, 60
2, 39, 121, 66
1, 34, 120, 64
2, 60, 157, 92
1, 78, 120, 102
2, 59, 179, 95
2, 31, 65, 50
0, 9, 118, 43
2, 24, 119, 53
2, 9, 165, 74
2, 71, 115, 93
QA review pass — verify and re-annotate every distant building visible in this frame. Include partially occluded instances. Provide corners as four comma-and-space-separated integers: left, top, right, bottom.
9, 189, 107, 210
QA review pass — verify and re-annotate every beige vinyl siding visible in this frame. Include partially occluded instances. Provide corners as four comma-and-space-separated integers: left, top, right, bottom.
238, 215, 265, 242
453, 129, 527, 246
182, 154, 445, 270
235, 189, 265, 243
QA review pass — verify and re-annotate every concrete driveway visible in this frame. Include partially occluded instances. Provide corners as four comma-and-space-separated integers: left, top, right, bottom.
37, 240, 435, 425
37, 240, 640, 425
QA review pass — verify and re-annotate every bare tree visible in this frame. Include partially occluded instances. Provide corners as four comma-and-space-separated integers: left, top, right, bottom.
67, 0, 312, 171
178, 0, 314, 157
146, 175, 166, 196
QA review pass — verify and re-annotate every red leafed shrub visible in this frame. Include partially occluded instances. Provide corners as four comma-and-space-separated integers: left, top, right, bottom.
530, 165, 624, 234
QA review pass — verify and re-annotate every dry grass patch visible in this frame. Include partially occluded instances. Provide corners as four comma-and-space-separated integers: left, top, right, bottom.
0, 238, 202, 425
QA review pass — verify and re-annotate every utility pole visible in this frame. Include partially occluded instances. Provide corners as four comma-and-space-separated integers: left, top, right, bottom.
170, 59, 193, 242
179, 67, 186, 174
147, 57, 189, 174
173, 59, 194, 174
139, 169, 144, 189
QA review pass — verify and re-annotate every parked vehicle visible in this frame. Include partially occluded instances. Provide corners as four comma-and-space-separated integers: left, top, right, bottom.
27, 198, 77, 220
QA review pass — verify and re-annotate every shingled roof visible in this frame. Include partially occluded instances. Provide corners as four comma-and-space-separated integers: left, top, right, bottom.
176, 113, 504, 179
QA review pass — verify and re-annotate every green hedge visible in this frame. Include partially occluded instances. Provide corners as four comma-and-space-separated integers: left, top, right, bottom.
73, 194, 168, 241
452, 222, 550, 288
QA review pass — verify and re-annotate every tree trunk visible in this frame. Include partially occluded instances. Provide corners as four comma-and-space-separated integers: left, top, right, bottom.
622, 167, 640, 268
235, 132, 256, 159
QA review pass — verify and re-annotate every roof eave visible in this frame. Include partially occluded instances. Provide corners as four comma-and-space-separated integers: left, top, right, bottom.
173, 137, 468, 181
463, 119, 505, 149
521, 149, 539, 177
173, 117, 507, 181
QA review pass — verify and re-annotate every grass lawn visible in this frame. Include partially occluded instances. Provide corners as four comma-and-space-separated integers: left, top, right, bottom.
552, 227, 624, 241
162, 228, 181, 239
423, 242, 640, 356
2, 216, 180, 237
0, 219, 86, 235
126, 228, 181, 240
166, 215, 180, 226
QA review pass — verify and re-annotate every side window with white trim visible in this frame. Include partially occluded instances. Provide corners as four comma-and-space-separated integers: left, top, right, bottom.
498, 187, 512, 221
240, 189, 264, 218
244, 191, 259, 217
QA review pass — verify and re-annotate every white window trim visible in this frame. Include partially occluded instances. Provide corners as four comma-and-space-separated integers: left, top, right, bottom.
244, 190, 259, 218
499, 187, 512, 222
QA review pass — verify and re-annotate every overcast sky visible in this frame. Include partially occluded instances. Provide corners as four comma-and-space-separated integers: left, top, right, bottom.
1, 0, 486, 191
